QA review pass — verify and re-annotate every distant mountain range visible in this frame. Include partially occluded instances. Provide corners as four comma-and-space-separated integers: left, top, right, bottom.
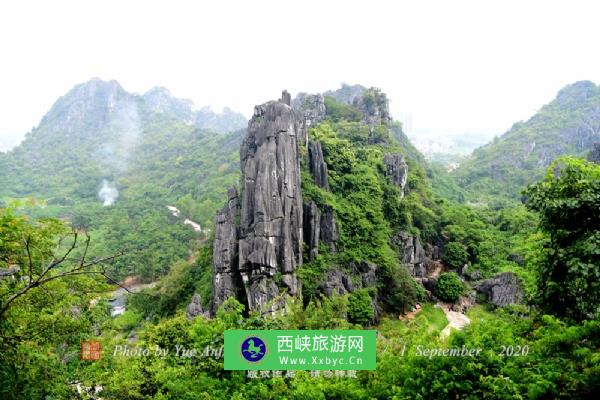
0, 78, 246, 205
452, 80, 600, 205
409, 134, 491, 163
4, 78, 599, 213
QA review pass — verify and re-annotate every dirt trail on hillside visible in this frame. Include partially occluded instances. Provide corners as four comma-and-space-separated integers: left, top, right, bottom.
436, 303, 470, 339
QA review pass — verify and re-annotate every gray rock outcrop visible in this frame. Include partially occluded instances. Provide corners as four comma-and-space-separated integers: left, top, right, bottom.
352, 88, 391, 127
280, 90, 292, 106
211, 187, 242, 313
237, 93, 304, 312
186, 293, 209, 319
292, 93, 326, 145
384, 154, 408, 196
320, 268, 355, 297
319, 262, 377, 296
351, 261, 378, 287
393, 232, 426, 266
476, 272, 524, 307
318, 261, 379, 321
323, 84, 366, 106
322, 85, 391, 128
308, 140, 330, 190
320, 205, 339, 251
589, 142, 600, 163
303, 201, 321, 261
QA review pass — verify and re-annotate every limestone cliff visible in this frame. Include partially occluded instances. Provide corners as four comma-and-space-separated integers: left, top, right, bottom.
292, 93, 326, 146
211, 92, 304, 313
384, 153, 408, 196
589, 142, 600, 163
308, 140, 330, 190
303, 201, 320, 261
211, 187, 242, 313
238, 92, 304, 311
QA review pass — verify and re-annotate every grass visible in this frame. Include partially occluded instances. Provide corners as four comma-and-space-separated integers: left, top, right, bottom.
417, 304, 449, 332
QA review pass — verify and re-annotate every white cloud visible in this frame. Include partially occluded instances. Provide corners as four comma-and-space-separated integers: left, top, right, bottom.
1, 0, 599, 147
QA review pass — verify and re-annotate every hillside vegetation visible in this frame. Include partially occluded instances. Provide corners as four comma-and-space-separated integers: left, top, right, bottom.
453, 81, 600, 206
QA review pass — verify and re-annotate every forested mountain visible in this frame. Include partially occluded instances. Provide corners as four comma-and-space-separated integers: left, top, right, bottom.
0, 78, 246, 280
0, 78, 246, 202
453, 80, 600, 205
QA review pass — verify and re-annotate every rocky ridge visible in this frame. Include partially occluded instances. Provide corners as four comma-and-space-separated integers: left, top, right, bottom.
210, 87, 433, 317
212, 92, 308, 313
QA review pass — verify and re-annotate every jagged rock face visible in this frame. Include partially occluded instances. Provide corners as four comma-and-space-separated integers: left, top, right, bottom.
424, 243, 441, 261
308, 140, 330, 190
393, 232, 426, 266
352, 89, 391, 127
211, 187, 241, 313
280, 90, 292, 106
384, 154, 408, 196
320, 205, 339, 251
292, 93, 326, 125
318, 262, 379, 321
319, 262, 377, 296
590, 142, 600, 163
351, 261, 378, 287
320, 268, 355, 297
451, 291, 476, 313
292, 93, 326, 145
324, 84, 366, 106
186, 293, 209, 319
476, 272, 524, 307
303, 201, 320, 261
238, 96, 303, 311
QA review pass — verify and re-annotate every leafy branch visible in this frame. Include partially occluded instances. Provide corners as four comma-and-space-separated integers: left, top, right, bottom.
0, 228, 129, 319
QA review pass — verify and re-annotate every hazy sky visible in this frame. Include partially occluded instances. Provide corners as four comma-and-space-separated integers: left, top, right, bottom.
1, 0, 600, 148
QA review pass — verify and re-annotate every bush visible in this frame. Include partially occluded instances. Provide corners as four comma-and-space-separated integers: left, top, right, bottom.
435, 272, 464, 302
348, 289, 375, 325
442, 241, 469, 269
383, 265, 423, 313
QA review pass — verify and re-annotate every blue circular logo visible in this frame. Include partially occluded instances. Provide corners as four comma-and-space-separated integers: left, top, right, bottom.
241, 336, 266, 362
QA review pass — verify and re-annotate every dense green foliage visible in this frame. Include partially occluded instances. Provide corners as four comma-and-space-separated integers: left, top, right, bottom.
3, 205, 600, 399
524, 157, 600, 321
299, 108, 438, 313
376, 307, 600, 399
442, 241, 469, 270
0, 208, 111, 398
347, 288, 375, 325
128, 245, 214, 319
435, 272, 464, 302
437, 202, 540, 292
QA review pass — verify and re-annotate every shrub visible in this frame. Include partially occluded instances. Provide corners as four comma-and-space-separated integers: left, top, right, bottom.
442, 241, 469, 269
435, 272, 464, 302
348, 289, 375, 325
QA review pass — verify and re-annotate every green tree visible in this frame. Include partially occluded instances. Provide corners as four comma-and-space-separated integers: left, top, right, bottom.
435, 272, 464, 302
442, 241, 469, 269
524, 157, 600, 320
0, 207, 113, 398
347, 289, 375, 325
